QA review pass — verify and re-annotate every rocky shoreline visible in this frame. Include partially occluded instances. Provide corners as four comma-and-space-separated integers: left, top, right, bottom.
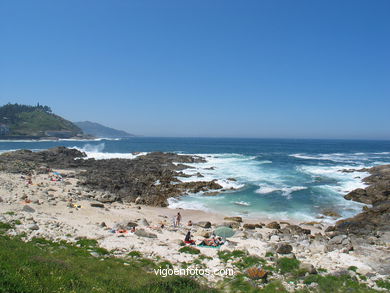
0, 147, 224, 206
0, 147, 389, 291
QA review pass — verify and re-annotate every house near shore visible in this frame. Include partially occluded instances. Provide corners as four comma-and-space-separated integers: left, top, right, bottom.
0, 124, 10, 136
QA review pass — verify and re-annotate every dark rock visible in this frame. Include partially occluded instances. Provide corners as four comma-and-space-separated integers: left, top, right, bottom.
276, 243, 293, 254
22, 205, 35, 213
224, 217, 243, 223
135, 229, 157, 238
243, 223, 261, 230
90, 203, 105, 208
197, 221, 212, 228
344, 188, 370, 204
223, 222, 240, 229
280, 224, 311, 235
266, 222, 280, 229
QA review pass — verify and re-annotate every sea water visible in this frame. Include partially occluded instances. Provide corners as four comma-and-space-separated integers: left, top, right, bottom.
1, 137, 390, 222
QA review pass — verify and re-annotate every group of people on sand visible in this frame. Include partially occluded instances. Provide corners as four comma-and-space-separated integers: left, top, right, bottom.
184, 231, 225, 247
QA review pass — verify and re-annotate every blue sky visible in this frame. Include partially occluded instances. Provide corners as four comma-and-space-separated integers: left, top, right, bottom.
1, 0, 389, 139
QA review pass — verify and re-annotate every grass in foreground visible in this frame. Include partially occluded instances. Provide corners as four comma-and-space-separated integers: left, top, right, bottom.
0, 235, 215, 293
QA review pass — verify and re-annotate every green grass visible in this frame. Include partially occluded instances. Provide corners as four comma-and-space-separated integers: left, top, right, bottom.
276, 257, 300, 274
179, 246, 201, 255
348, 266, 358, 272
4, 211, 15, 216
220, 275, 287, 293
0, 235, 216, 293
128, 250, 142, 258
217, 250, 246, 262
304, 274, 378, 292
233, 255, 266, 270
0, 222, 14, 235
376, 279, 390, 290
75, 238, 98, 248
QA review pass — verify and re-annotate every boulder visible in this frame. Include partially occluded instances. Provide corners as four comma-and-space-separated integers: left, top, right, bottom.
299, 263, 317, 274
140, 218, 149, 226
223, 222, 240, 229
243, 224, 257, 230
22, 205, 35, 213
196, 221, 212, 228
135, 229, 157, 238
224, 217, 242, 223
276, 243, 293, 254
26, 224, 39, 230
90, 203, 105, 208
266, 222, 280, 229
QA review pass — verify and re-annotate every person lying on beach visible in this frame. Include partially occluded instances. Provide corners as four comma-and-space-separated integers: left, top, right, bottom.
184, 231, 195, 245
199, 236, 224, 247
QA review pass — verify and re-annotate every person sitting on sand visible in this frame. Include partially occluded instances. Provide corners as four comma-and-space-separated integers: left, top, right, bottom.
187, 220, 193, 226
184, 231, 195, 245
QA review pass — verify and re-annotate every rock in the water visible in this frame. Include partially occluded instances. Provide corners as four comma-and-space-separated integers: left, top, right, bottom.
197, 221, 211, 228
276, 243, 293, 254
22, 205, 35, 213
135, 229, 157, 238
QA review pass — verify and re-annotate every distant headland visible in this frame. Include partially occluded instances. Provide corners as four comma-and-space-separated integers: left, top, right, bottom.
0, 103, 135, 140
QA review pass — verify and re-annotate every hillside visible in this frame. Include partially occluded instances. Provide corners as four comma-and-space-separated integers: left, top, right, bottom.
0, 103, 84, 139
74, 121, 135, 138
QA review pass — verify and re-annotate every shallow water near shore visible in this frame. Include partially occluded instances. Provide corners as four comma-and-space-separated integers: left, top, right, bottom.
1, 137, 390, 221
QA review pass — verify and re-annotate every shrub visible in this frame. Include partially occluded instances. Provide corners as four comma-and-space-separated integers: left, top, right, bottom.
179, 246, 200, 255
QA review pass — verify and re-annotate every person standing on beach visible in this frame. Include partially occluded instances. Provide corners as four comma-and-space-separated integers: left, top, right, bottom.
176, 212, 182, 227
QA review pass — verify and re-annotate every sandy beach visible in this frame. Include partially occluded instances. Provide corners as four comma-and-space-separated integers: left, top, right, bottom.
1, 168, 388, 291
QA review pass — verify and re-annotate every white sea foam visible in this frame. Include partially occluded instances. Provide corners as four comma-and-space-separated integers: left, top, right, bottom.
177, 153, 268, 190
167, 197, 211, 212
233, 201, 251, 206
255, 185, 307, 199
73, 143, 146, 160
298, 165, 369, 194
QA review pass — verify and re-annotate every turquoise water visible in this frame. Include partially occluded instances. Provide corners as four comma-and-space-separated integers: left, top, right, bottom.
1, 138, 390, 221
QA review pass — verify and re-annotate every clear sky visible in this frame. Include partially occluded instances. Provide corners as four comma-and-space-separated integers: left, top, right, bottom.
0, 0, 389, 139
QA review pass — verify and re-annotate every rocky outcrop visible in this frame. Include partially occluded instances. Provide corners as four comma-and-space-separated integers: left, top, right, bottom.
0, 147, 222, 207
335, 164, 390, 237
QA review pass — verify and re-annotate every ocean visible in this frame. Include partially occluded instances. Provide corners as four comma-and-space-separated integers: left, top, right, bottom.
1, 137, 390, 222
